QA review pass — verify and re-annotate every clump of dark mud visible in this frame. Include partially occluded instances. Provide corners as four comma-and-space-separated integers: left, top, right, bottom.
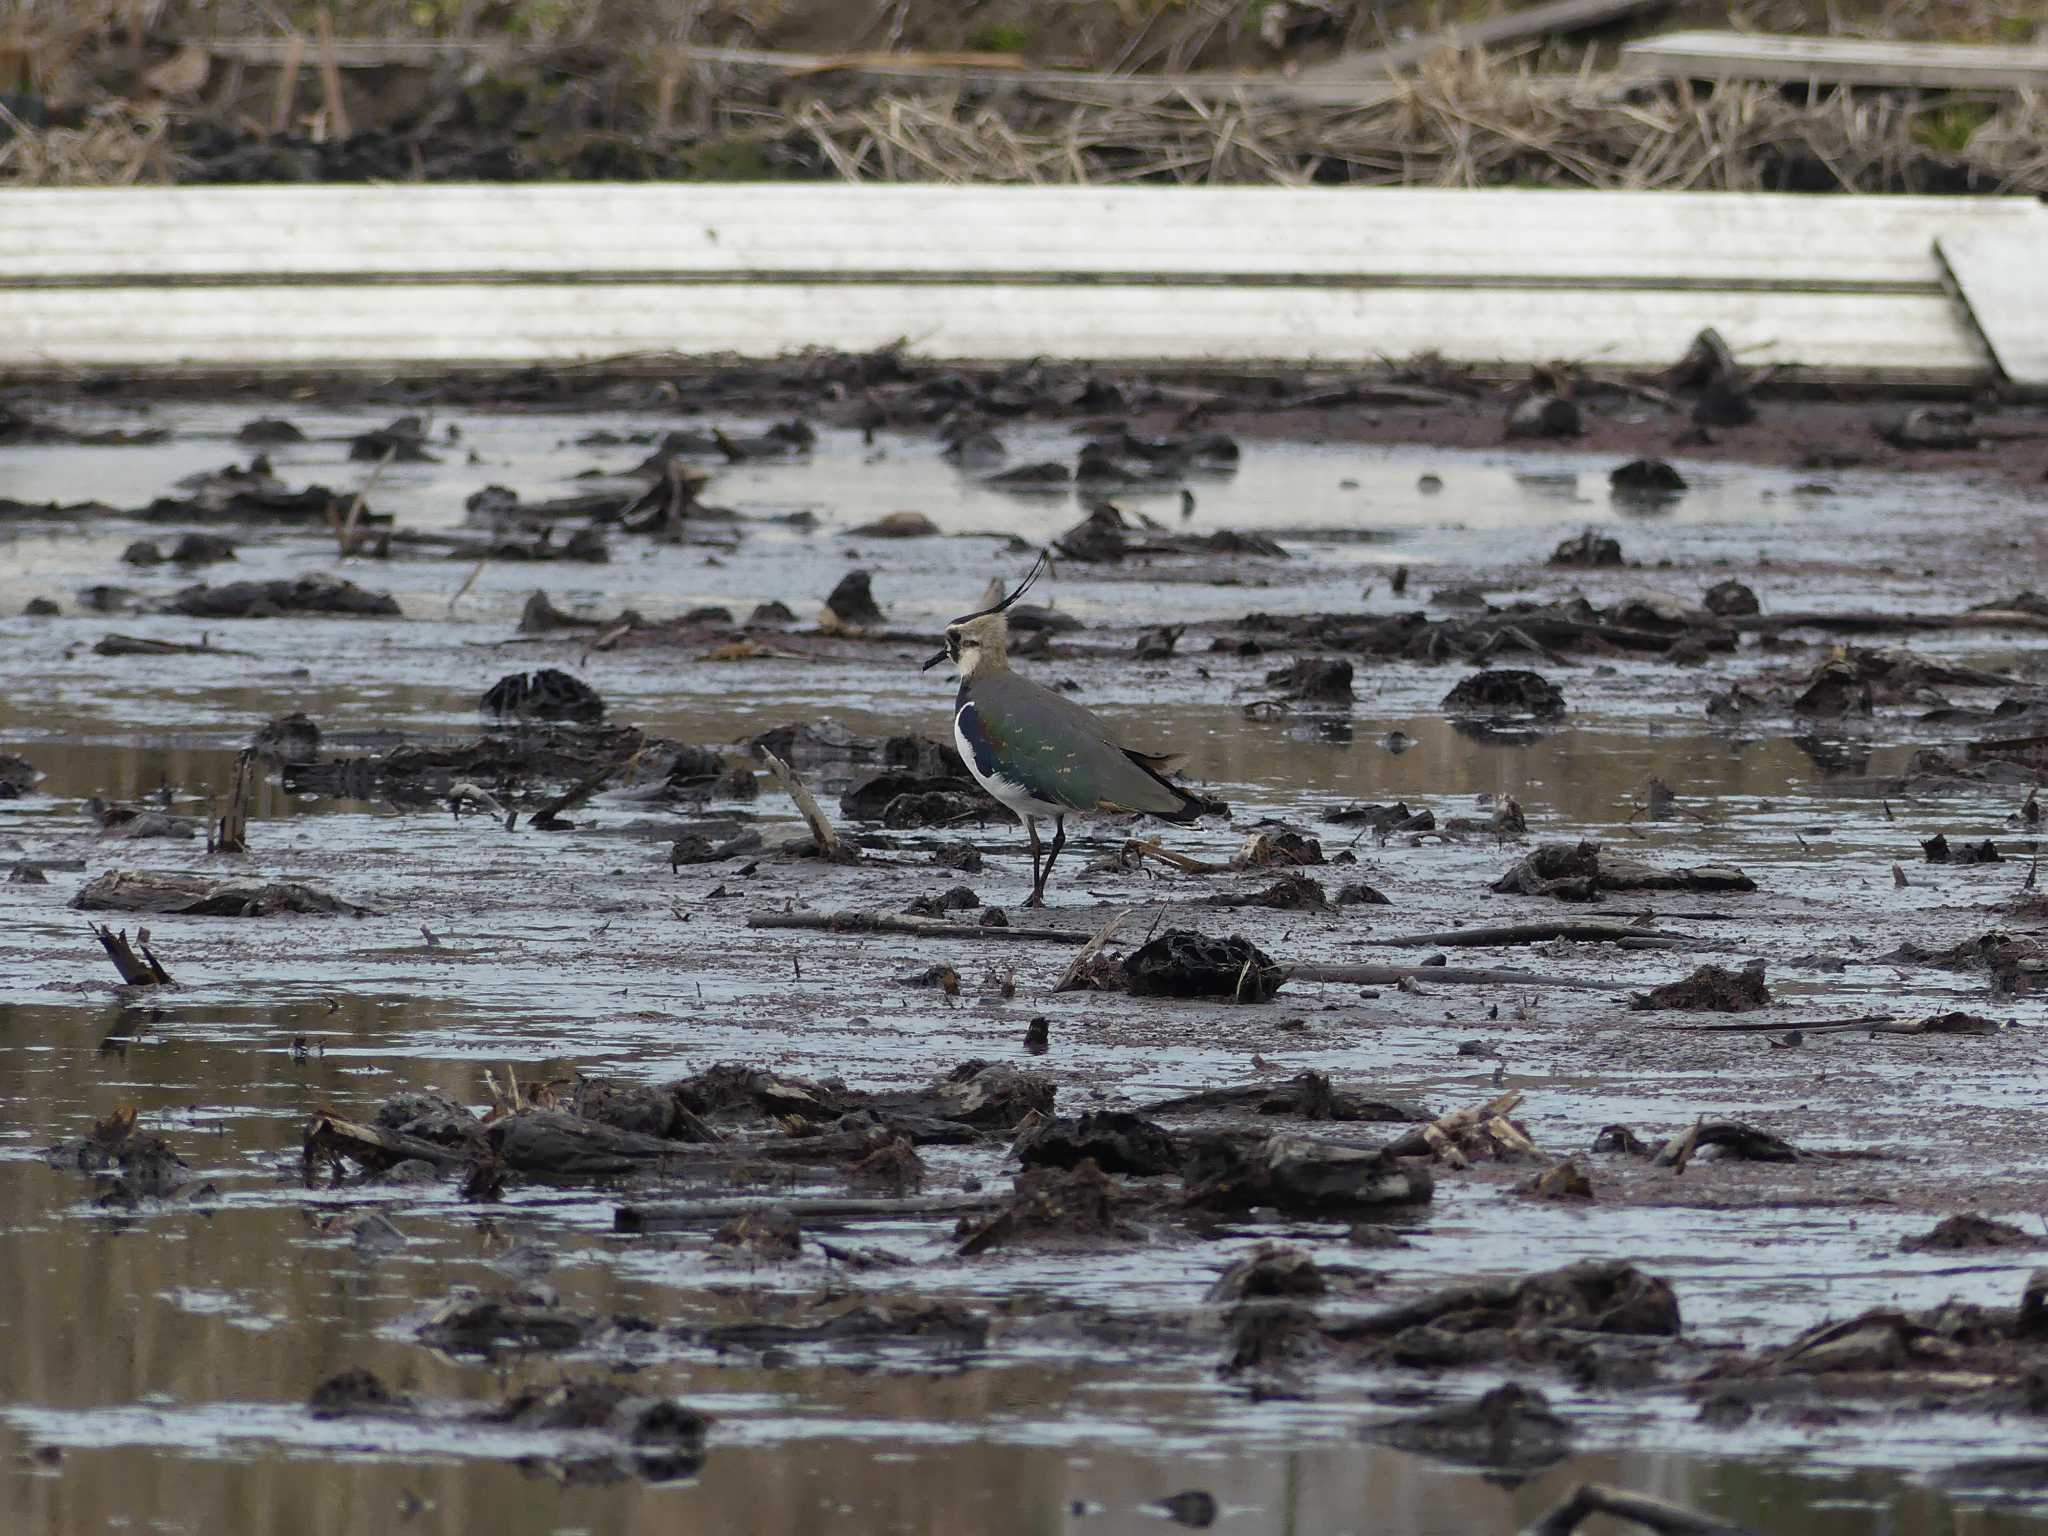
1142, 1071, 1425, 1125
1549, 529, 1622, 568
308, 1363, 707, 1483
482, 668, 606, 722
167, 574, 401, 619
1363, 1382, 1574, 1473
72, 869, 374, 917
1206, 1244, 1328, 1303
1264, 656, 1354, 703
1443, 669, 1566, 718
1123, 929, 1286, 1002
1333, 1260, 1682, 1357
1631, 962, 1772, 1013
1182, 1135, 1433, 1216
1014, 1111, 1179, 1177
0, 753, 38, 798
1901, 1214, 2042, 1253
45, 1105, 188, 1205
955, 1160, 1135, 1254
250, 712, 321, 764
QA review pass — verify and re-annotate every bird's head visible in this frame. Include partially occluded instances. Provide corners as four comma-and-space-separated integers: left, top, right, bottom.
922, 550, 1050, 678
925, 611, 1008, 679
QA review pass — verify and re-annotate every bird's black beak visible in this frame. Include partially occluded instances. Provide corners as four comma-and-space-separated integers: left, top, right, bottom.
921, 648, 948, 672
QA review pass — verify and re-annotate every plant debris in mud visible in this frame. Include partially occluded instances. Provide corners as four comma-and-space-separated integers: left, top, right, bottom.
1492, 841, 1756, 902
1330, 1260, 1682, 1357
1443, 669, 1566, 718
72, 869, 375, 917
1362, 1381, 1574, 1474
955, 1160, 1134, 1255
1014, 1110, 1179, 1177
687, 1296, 989, 1353
1631, 963, 1772, 1013
309, 1366, 708, 1484
1182, 1135, 1434, 1216
1244, 590, 1737, 670
1549, 529, 1622, 568
0, 753, 40, 798
482, 668, 606, 722
1885, 931, 2048, 996
1206, 1244, 1330, 1304
45, 1104, 188, 1205
310, 1059, 1060, 1191
1123, 929, 1286, 1002
1692, 1266, 2048, 1423
165, 573, 401, 619
1142, 1071, 1427, 1125
1900, 1214, 2043, 1253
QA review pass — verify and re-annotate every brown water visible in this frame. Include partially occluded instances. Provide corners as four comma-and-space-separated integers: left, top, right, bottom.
5, 403, 2048, 1535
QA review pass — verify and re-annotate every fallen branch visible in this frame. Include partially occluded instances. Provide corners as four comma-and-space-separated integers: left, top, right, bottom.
89, 923, 172, 986
615, 1194, 998, 1233
1289, 962, 1636, 992
1656, 1118, 1800, 1174
1654, 1012, 2000, 1035
1524, 1481, 1759, 1536
762, 748, 849, 860
748, 911, 1089, 944
1126, 838, 1232, 874
525, 731, 644, 832
95, 633, 252, 657
304, 1111, 468, 1171
1733, 609, 2048, 638
212, 748, 256, 855
1869, 1013, 2001, 1036
446, 551, 489, 616
335, 445, 393, 556
1386, 1088, 1532, 1165
1366, 921, 1701, 948
1140, 1072, 1423, 1122
1055, 908, 1131, 992
447, 780, 510, 821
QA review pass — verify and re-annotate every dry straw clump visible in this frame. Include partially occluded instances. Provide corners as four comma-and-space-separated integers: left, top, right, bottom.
0, 102, 179, 185
775, 52, 2048, 194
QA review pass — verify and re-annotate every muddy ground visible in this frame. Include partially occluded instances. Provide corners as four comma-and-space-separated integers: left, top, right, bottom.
5, 363, 2048, 1535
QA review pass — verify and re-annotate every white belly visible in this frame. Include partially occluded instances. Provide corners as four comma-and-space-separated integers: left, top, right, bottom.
955, 709, 1065, 824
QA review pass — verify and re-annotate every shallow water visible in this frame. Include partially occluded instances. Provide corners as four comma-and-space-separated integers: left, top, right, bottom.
4, 402, 2048, 1535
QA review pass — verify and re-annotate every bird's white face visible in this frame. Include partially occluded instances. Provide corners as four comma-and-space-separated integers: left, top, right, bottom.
944, 622, 986, 678
939, 613, 1009, 678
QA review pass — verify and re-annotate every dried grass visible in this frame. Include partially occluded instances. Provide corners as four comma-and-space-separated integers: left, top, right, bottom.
763, 52, 2048, 194
0, 101, 179, 185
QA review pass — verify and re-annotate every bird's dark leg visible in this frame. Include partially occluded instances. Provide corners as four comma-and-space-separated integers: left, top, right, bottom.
1023, 817, 1045, 908
1036, 816, 1067, 904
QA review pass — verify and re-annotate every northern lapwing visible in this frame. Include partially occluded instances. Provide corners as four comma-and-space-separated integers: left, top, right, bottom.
923, 554, 1205, 907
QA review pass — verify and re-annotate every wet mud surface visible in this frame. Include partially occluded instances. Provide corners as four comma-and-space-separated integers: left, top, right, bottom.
6, 383, 2048, 1535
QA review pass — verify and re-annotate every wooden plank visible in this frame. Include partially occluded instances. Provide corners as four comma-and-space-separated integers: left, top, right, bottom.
0, 280, 1988, 379
2, 186, 2041, 290
191, 34, 1403, 106
1937, 228, 2048, 390
669, 43, 1405, 108
1298, 0, 1667, 82
199, 36, 519, 69
1622, 30, 2048, 91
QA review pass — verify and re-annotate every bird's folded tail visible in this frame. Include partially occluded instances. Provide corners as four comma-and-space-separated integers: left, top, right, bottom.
1119, 748, 1207, 822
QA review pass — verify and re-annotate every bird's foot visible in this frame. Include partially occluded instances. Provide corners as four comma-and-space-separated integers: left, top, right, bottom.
1022, 891, 1047, 910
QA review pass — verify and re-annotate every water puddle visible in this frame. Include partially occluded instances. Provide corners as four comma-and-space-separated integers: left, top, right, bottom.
4, 400, 2047, 1534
